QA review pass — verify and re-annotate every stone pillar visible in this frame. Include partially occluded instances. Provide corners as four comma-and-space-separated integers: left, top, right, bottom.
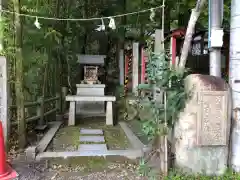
119, 49, 124, 85
106, 101, 113, 125
68, 101, 76, 126
132, 42, 139, 95
140, 47, 146, 84
154, 29, 164, 53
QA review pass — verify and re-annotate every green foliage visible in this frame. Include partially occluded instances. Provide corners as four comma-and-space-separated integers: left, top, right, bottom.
136, 51, 188, 140
165, 169, 240, 180
137, 158, 158, 180
133, 35, 189, 178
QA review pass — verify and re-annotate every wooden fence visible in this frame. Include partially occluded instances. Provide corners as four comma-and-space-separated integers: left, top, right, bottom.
10, 87, 67, 126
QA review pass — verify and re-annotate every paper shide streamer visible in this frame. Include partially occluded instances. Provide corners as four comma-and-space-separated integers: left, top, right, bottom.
150, 8, 155, 22
95, 17, 116, 31
34, 17, 41, 29
95, 18, 105, 31
108, 17, 116, 30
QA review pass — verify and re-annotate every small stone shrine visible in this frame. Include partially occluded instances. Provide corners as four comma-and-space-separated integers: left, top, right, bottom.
76, 55, 106, 115
174, 74, 231, 176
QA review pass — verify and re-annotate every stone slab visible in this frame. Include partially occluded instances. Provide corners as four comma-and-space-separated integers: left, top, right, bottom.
36, 149, 144, 160
197, 91, 228, 146
80, 136, 105, 143
80, 129, 103, 135
35, 125, 48, 131
77, 54, 106, 64
37, 121, 62, 153
76, 84, 106, 88
78, 144, 107, 151
66, 95, 116, 102
119, 122, 144, 149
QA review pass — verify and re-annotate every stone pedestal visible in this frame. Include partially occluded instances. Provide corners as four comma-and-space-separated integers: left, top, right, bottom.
76, 84, 105, 115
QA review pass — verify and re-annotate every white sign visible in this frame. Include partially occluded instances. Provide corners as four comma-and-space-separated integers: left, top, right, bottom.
210, 29, 224, 48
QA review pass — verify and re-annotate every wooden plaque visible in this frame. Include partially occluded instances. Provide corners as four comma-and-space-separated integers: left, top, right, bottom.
196, 91, 228, 146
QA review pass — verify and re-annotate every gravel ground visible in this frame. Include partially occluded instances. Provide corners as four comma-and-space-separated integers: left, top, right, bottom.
10, 155, 147, 180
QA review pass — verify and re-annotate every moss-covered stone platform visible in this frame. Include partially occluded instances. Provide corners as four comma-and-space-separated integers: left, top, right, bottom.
35, 118, 147, 161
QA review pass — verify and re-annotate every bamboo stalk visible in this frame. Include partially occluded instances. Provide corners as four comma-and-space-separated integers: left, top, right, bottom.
13, 0, 26, 149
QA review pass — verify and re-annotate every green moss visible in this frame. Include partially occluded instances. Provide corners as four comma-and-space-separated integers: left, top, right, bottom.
165, 172, 240, 180
49, 118, 130, 173
77, 118, 129, 149
53, 126, 81, 151
52, 118, 130, 150
164, 169, 240, 180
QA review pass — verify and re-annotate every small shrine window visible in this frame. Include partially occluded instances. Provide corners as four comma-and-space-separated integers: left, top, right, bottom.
83, 66, 99, 84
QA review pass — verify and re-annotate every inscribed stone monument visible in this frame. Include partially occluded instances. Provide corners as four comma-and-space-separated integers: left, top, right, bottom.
174, 74, 231, 175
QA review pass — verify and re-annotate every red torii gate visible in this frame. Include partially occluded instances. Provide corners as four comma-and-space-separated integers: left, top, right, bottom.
169, 28, 229, 76
123, 28, 230, 96
170, 28, 186, 66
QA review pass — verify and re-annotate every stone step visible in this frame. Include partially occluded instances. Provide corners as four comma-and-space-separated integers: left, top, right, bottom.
80, 129, 103, 135
78, 144, 108, 151
37, 149, 144, 160
79, 136, 105, 143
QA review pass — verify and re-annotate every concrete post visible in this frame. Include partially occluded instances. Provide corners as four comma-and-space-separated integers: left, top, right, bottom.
132, 42, 139, 95
68, 101, 76, 126
106, 101, 113, 125
209, 0, 223, 77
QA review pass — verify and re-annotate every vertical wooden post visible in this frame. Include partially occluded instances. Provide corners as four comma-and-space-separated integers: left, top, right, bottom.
124, 55, 129, 95
56, 92, 61, 113
132, 42, 139, 95
36, 97, 41, 120
36, 96, 45, 130
55, 92, 62, 121
169, 36, 172, 66
0, 57, 9, 146
124, 55, 129, 80
61, 87, 67, 113
119, 49, 124, 85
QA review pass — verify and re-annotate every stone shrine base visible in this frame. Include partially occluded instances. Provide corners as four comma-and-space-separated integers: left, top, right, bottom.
76, 84, 105, 115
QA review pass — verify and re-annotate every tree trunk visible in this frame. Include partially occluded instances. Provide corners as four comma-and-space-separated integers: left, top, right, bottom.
13, 0, 26, 149
178, 0, 207, 69
81, 0, 88, 54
